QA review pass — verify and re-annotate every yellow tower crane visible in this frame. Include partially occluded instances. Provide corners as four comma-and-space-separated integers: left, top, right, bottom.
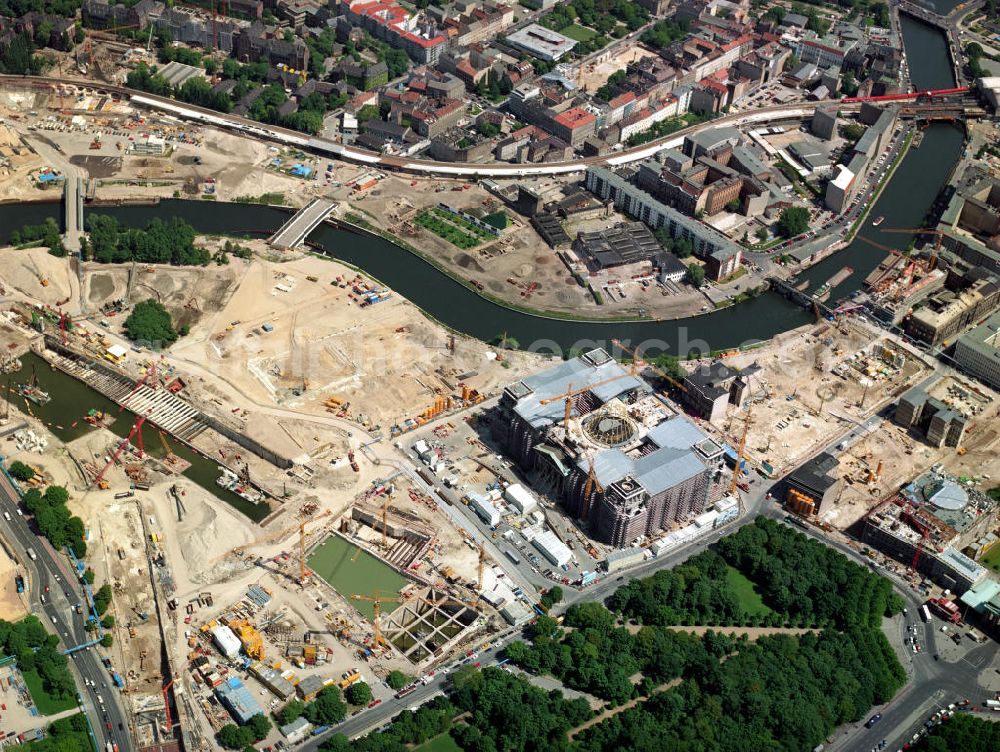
881, 227, 946, 271
611, 339, 688, 393
351, 593, 406, 650
538, 372, 636, 432
581, 455, 604, 522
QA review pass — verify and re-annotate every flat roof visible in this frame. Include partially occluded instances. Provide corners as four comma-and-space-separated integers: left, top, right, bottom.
507, 24, 576, 61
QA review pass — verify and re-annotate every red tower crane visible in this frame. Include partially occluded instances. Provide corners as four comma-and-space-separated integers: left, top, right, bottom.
162, 677, 175, 734
91, 414, 147, 487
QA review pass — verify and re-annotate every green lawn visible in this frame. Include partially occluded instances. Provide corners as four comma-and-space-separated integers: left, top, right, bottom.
980, 543, 1000, 574
725, 566, 772, 617
414, 732, 463, 752
559, 24, 598, 42
22, 669, 78, 715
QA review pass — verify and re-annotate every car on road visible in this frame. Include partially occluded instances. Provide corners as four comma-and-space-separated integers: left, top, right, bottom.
865, 713, 882, 728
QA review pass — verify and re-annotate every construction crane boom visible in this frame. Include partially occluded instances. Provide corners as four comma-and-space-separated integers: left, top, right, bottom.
728, 405, 753, 508
611, 339, 688, 393
882, 227, 944, 271
538, 372, 636, 431
91, 414, 147, 488
581, 455, 603, 522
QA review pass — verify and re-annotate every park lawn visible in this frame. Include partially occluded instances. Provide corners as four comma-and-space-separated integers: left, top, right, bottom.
22, 669, 78, 715
413, 732, 463, 752
725, 566, 772, 617
980, 543, 1000, 574
559, 24, 598, 42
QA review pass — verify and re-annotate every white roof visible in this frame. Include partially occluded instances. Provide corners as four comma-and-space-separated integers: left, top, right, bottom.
504, 483, 537, 513
533, 530, 572, 567
107, 344, 128, 358
831, 164, 855, 189
211, 625, 242, 658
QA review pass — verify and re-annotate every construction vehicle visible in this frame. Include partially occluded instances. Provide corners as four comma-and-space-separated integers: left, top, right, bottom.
158, 431, 178, 466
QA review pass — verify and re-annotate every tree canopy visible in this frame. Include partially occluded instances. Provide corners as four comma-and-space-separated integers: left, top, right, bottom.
22, 485, 87, 557
86, 215, 208, 266
776, 206, 811, 239
124, 299, 178, 347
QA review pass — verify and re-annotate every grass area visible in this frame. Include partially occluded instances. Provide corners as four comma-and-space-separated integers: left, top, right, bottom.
22, 669, 78, 715
233, 191, 286, 205
413, 732, 463, 752
980, 543, 1000, 574
559, 23, 598, 41
430, 207, 495, 241
416, 211, 480, 249
725, 566, 772, 617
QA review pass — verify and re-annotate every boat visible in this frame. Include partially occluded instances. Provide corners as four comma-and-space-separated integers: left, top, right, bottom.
217, 466, 264, 504
18, 366, 51, 405
872, 216, 885, 227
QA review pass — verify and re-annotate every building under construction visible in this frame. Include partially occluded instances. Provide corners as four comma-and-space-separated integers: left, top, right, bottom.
859, 470, 997, 594
492, 348, 726, 548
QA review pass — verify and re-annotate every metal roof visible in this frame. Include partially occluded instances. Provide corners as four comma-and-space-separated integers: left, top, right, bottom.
512, 349, 649, 428
581, 415, 712, 495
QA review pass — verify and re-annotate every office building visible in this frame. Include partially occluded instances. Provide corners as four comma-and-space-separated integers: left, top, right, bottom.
493, 349, 726, 547
954, 310, 1000, 390
784, 452, 841, 516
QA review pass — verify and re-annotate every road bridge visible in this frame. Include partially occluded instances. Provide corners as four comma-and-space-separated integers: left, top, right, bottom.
268, 197, 336, 249
62, 175, 83, 253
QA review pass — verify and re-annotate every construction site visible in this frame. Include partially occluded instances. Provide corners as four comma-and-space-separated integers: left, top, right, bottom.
708, 318, 933, 480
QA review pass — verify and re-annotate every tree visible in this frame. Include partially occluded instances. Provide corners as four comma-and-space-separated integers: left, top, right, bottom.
100, 615, 115, 629
725, 198, 742, 213
216, 724, 252, 749
755, 226, 768, 244
124, 300, 178, 347
540, 586, 563, 610
776, 206, 811, 239
246, 713, 271, 741
7, 461, 34, 481
345, 681, 373, 706
305, 686, 346, 726
686, 263, 706, 287
100, 633, 113, 648
94, 584, 113, 616
387, 671, 410, 690
276, 699, 305, 726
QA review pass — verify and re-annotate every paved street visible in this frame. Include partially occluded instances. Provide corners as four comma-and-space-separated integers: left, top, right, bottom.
0, 472, 130, 752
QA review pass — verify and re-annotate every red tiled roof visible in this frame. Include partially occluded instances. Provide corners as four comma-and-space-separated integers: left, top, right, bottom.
552, 107, 595, 130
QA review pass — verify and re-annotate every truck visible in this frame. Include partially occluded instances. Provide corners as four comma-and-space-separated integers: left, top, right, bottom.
505, 549, 520, 565
14, 575, 24, 593
26, 548, 37, 561
112, 673, 125, 689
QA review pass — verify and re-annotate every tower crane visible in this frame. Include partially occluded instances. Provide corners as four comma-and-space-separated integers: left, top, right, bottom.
581, 455, 603, 522
215, 510, 330, 563
728, 404, 753, 514
91, 414, 147, 488
611, 339, 688, 393
538, 372, 636, 431
881, 227, 946, 271
477, 541, 488, 591
350, 593, 402, 650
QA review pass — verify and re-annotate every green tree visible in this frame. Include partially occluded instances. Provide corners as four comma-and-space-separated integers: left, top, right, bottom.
94, 584, 113, 615
755, 226, 768, 244
345, 681, 373, 706
305, 686, 346, 726
386, 671, 410, 690
216, 724, 252, 749
276, 699, 305, 726
686, 263, 706, 286
124, 300, 178, 346
7, 461, 35, 481
245, 713, 270, 741
776, 206, 811, 238
100, 633, 113, 648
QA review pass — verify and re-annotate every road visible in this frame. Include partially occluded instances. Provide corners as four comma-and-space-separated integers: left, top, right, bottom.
0, 471, 130, 752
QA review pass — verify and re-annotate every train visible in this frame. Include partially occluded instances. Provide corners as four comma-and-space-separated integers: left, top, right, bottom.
841, 86, 970, 104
